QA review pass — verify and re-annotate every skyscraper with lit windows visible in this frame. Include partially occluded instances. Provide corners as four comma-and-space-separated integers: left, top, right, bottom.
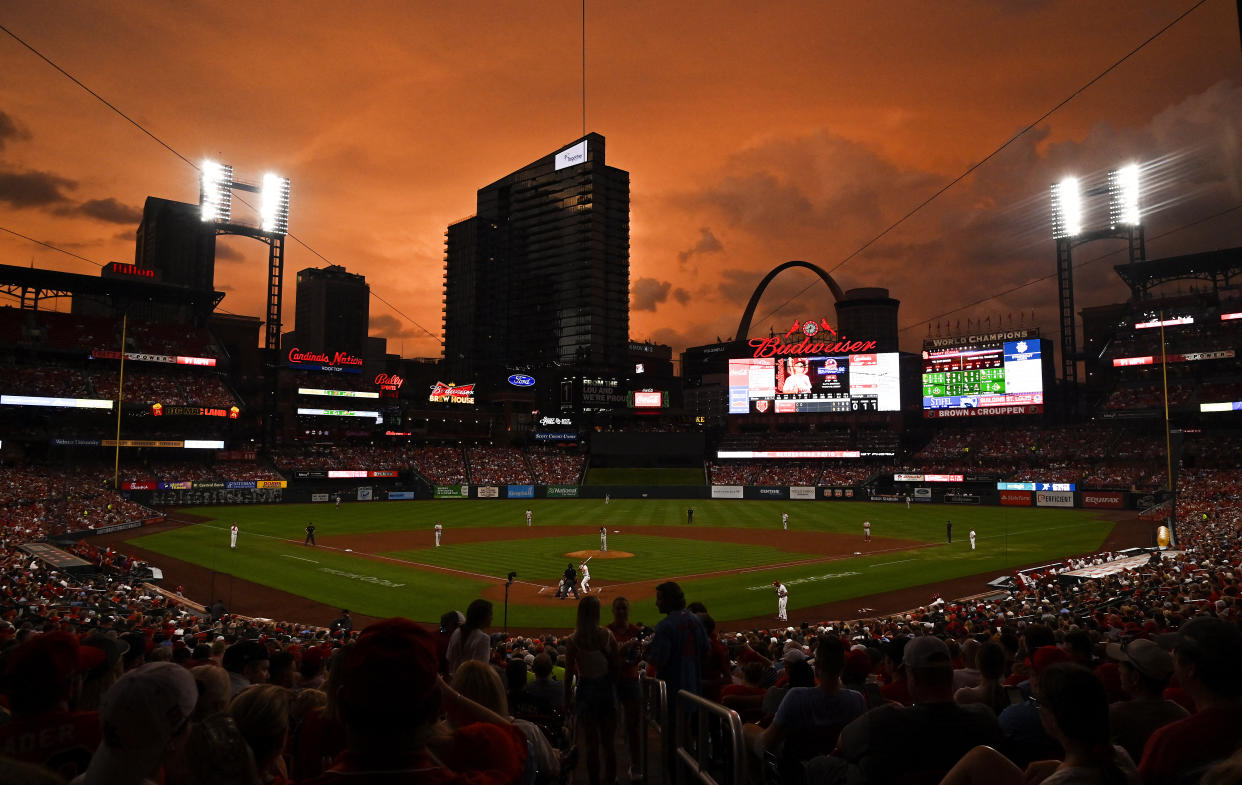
444, 133, 630, 381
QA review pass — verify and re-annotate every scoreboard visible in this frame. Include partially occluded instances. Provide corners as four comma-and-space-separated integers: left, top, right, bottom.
921, 334, 1046, 417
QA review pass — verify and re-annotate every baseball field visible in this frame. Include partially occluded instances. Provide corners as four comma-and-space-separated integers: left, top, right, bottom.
111, 498, 1138, 631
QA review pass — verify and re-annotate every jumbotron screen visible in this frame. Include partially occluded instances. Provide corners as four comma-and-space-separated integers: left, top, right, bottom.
922, 338, 1044, 416
728, 353, 900, 414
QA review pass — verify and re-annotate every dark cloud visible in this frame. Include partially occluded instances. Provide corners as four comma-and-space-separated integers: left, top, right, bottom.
0, 111, 31, 151
673, 287, 691, 305
73, 197, 142, 225
0, 168, 76, 209
677, 227, 723, 264
631, 277, 672, 311
369, 313, 420, 339
215, 241, 246, 263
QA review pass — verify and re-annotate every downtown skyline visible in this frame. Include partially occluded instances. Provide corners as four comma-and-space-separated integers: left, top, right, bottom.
2, 1, 1241, 367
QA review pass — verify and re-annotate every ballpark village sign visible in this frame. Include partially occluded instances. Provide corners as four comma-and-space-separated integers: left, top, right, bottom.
747, 318, 877, 357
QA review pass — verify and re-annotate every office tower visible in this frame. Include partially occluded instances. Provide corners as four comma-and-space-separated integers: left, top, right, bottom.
293, 264, 370, 357
444, 133, 630, 381
135, 197, 217, 293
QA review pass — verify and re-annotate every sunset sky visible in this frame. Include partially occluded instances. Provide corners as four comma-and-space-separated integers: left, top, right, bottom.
2, 1, 1240, 366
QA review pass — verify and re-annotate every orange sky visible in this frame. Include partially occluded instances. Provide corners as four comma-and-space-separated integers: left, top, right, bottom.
2, 1, 1240, 365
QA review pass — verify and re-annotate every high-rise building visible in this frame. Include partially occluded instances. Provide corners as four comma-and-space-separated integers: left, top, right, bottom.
444, 133, 630, 381
292, 265, 370, 357
135, 197, 217, 293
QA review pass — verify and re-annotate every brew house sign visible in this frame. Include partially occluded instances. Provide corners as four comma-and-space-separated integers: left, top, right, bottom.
748, 318, 877, 357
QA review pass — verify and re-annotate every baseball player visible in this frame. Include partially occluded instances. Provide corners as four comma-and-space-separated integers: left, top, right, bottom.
773, 580, 788, 621
600, 526, 608, 552
579, 560, 592, 594
970, 529, 977, 550
946, 520, 952, 544
229, 523, 238, 549
781, 512, 789, 531
434, 521, 443, 547
863, 520, 871, 542
525, 509, 533, 527
304, 522, 316, 546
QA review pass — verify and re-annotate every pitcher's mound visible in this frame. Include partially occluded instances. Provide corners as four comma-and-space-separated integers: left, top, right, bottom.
566, 550, 633, 559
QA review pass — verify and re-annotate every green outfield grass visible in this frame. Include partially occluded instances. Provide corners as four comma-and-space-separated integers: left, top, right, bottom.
130, 499, 1115, 628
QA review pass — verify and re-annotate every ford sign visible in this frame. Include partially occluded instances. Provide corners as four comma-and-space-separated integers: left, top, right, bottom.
508, 374, 536, 387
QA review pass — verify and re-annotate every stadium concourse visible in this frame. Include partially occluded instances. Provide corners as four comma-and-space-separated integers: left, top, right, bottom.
0, 453, 1239, 783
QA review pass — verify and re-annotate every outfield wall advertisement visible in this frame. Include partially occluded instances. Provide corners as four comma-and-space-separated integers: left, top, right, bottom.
477, 486, 499, 498
1082, 491, 1126, 509
789, 486, 816, 500
546, 485, 579, 498
712, 486, 744, 499
1036, 491, 1075, 508
435, 485, 469, 499
1000, 490, 1033, 506
507, 485, 534, 498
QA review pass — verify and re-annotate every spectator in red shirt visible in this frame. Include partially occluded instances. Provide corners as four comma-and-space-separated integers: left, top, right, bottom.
1139, 616, 1242, 784
299, 617, 526, 785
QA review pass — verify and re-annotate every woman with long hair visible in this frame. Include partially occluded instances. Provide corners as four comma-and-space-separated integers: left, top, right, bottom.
954, 641, 1011, 716
445, 598, 493, 675
565, 595, 620, 785
940, 662, 1140, 785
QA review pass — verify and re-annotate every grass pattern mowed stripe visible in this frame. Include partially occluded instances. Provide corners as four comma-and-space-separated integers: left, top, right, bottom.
390, 534, 826, 582
142, 501, 1115, 626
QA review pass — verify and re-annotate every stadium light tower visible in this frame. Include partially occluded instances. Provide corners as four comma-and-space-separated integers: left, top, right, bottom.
1050, 164, 1146, 415
198, 159, 292, 353
199, 160, 292, 450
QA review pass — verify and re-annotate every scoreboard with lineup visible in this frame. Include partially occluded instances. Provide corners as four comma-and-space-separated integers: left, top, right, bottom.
921, 332, 1047, 417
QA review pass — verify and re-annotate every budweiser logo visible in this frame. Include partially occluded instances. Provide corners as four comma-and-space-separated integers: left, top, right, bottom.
430, 381, 476, 403
749, 336, 877, 358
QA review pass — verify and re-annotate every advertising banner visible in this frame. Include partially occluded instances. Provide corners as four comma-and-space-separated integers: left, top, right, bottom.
546, 485, 579, 498
122, 481, 157, 491
507, 485, 535, 499
944, 493, 980, 504
387, 491, 415, 500
757, 487, 788, 499
914, 487, 932, 500
789, 486, 816, 500
870, 493, 902, 502
711, 485, 744, 499
311, 493, 330, 502
894, 473, 923, 483
256, 480, 287, 489
1036, 490, 1075, 508
434, 485, 469, 499
358, 487, 373, 501
226, 481, 257, 489
295, 471, 328, 480
1082, 491, 1126, 509
1000, 490, 1032, 506
477, 486, 499, 498
819, 487, 856, 499
535, 432, 578, 442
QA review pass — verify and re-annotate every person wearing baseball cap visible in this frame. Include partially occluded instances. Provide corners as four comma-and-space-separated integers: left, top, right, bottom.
0, 631, 106, 779
1139, 616, 1242, 783
72, 661, 198, 785
1105, 638, 1187, 763
811, 635, 1002, 784
298, 617, 526, 784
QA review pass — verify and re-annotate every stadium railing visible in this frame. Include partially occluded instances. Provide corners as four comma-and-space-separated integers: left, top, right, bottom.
639, 675, 667, 784
674, 688, 745, 785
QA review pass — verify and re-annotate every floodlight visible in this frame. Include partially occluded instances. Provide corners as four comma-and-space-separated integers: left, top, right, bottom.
260, 172, 291, 235
1051, 177, 1081, 239
200, 160, 233, 223
1109, 164, 1140, 227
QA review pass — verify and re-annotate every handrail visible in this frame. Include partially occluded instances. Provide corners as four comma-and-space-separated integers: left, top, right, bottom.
674, 689, 745, 785
638, 675, 667, 783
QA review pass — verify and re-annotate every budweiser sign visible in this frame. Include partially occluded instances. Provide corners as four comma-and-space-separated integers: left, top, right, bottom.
749, 318, 876, 358
429, 381, 475, 404
288, 348, 365, 367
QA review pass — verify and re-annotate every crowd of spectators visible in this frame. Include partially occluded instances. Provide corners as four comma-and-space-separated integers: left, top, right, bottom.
4, 366, 93, 398
527, 447, 585, 484
271, 445, 416, 472
0, 464, 1239, 783
0, 466, 160, 538
412, 445, 468, 484
467, 447, 532, 485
